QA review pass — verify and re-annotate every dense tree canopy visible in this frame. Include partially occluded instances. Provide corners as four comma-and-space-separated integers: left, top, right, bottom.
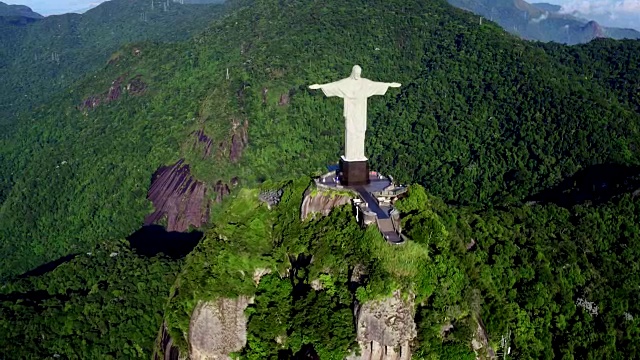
0, 0, 639, 358
0, 0, 228, 129
2, 0, 639, 279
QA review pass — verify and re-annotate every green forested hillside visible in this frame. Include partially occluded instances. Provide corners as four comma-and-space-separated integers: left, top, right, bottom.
0, 0, 227, 128
2, 0, 639, 278
4, 179, 639, 358
0, 0, 639, 358
0, 241, 180, 359
0, 2, 42, 18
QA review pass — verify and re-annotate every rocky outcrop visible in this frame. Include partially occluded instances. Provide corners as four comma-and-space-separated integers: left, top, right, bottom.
472, 316, 496, 360
301, 187, 353, 221
582, 20, 605, 39
229, 119, 249, 163
153, 321, 181, 360
144, 159, 211, 232
259, 188, 283, 208
107, 77, 123, 102
348, 290, 417, 360
214, 180, 230, 204
126, 75, 147, 95
189, 297, 253, 360
193, 129, 214, 159
79, 74, 147, 111
192, 118, 247, 164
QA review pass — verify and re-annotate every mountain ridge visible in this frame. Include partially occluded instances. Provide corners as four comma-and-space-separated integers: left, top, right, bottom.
1, 0, 639, 276
447, 0, 640, 44
0, 0, 639, 358
0, 0, 230, 128
0, 1, 42, 18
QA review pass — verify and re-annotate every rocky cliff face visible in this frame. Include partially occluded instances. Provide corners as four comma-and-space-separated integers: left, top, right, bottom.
79, 74, 147, 112
144, 159, 210, 232
189, 297, 253, 360
229, 119, 249, 163
348, 290, 417, 360
153, 321, 181, 360
300, 187, 353, 220
583, 20, 605, 39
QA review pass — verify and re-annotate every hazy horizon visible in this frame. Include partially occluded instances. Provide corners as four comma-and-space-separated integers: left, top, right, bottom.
550, 0, 640, 31
4, 0, 639, 31
5, 0, 106, 15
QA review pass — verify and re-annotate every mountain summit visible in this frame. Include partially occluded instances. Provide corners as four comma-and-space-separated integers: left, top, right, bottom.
0, 2, 42, 18
0, 0, 228, 127
447, 0, 640, 44
0, 0, 639, 358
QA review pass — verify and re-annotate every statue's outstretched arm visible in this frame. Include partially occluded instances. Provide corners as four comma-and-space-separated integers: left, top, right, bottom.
309, 81, 345, 97
388, 82, 401, 88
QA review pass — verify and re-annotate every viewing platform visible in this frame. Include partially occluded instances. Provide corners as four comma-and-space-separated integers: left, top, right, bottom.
315, 170, 407, 244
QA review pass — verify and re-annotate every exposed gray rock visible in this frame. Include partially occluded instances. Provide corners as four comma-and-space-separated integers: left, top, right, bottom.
259, 189, 283, 207
300, 188, 353, 220
253, 268, 272, 285
350, 264, 367, 284
472, 316, 496, 360
349, 290, 416, 360
189, 297, 253, 360
310, 279, 324, 291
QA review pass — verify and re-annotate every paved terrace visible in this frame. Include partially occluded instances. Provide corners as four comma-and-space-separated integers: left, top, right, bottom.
318, 173, 403, 244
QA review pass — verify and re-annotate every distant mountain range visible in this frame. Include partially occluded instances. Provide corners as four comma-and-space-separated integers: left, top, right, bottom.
447, 0, 640, 44
0, 0, 228, 126
0, 2, 42, 19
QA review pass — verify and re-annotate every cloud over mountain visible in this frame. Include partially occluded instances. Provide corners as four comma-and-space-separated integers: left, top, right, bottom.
557, 0, 640, 30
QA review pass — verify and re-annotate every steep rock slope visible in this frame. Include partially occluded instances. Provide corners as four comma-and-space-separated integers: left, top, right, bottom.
350, 290, 417, 360
144, 160, 211, 232
189, 297, 253, 360
300, 186, 354, 220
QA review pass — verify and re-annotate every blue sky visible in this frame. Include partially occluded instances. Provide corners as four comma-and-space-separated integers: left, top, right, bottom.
5, 0, 107, 15
5, 0, 639, 30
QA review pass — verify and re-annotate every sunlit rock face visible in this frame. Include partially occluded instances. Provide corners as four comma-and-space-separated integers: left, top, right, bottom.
144, 160, 210, 232
300, 188, 353, 220
189, 297, 253, 360
348, 290, 417, 360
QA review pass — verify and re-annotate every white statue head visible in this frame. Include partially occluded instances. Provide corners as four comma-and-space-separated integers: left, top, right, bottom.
350, 65, 362, 80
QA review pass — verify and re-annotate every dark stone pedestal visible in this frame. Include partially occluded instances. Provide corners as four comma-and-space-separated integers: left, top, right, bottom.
339, 158, 369, 186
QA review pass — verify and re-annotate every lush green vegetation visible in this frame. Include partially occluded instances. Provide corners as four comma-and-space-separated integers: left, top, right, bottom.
0, 0, 227, 128
160, 180, 640, 359
1, 0, 640, 358
3, 175, 640, 358
3, 0, 640, 279
0, 241, 180, 359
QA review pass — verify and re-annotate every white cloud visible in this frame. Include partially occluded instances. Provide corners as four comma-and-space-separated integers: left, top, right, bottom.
531, 12, 549, 23
555, 0, 640, 30
559, 0, 640, 14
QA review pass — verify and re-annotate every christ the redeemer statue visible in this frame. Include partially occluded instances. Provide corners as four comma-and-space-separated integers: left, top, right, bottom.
309, 65, 400, 185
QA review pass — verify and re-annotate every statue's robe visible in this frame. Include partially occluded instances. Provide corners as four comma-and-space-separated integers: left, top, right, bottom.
318, 77, 393, 161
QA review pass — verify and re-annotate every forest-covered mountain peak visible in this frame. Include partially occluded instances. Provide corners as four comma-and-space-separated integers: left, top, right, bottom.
0, 2, 42, 18
0, 0, 231, 127
1, 0, 640, 357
